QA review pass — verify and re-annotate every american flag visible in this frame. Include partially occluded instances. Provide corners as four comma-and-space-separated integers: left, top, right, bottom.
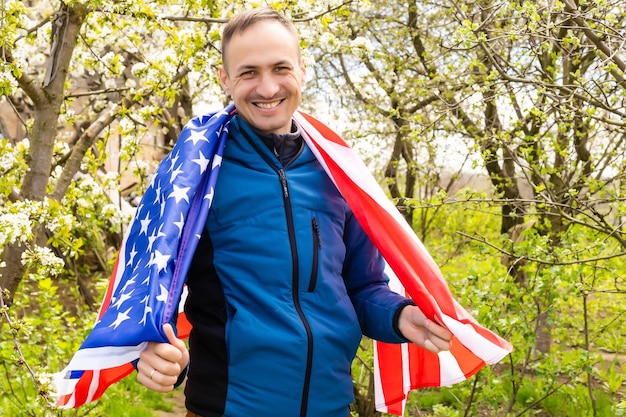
53, 105, 235, 407
53, 106, 512, 414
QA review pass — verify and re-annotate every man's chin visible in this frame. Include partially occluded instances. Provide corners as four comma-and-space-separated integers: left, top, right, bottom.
248, 118, 291, 135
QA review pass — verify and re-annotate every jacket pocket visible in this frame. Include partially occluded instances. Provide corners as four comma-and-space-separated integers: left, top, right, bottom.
308, 217, 322, 292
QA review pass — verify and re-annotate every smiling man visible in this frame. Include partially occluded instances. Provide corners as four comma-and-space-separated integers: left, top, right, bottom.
135, 7, 452, 417
218, 13, 305, 135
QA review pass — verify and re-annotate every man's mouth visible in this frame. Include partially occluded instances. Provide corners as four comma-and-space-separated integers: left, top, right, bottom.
255, 100, 283, 109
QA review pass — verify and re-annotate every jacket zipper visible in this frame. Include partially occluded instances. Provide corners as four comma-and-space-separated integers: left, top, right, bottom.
244, 128, 314, 417
309, 218, 321, 292
278, 168, 314, 417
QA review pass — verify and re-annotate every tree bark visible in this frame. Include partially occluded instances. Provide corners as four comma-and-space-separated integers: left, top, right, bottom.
0, 2, 88, 305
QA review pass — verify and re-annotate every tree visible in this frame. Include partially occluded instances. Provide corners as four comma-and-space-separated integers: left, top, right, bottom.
311, 0, 626, 347
0, 0, 228, 308
309, 0, 626, 414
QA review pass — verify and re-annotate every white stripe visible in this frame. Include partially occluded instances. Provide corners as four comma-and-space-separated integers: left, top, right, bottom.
56, 342, 147, 375
384, 262, 406, 295
441, 314, 511, 364
400, 342, 410, 413
372, 341, 387, 411
437, 350, 466, 385
179, 286, 188, 313
86, 369, 101, 403
51, 368, 78, 407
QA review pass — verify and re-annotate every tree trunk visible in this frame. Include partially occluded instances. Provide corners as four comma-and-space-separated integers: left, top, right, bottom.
0, 2, 88, 307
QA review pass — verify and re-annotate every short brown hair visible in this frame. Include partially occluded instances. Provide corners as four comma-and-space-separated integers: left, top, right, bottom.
221, 7, 299, 69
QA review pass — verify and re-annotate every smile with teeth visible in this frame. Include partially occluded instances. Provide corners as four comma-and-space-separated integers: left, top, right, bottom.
255, 100, 283, 109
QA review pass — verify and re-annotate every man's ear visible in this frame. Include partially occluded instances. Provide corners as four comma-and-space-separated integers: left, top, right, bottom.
299, 58, 307, 86
218, 66, 230, 95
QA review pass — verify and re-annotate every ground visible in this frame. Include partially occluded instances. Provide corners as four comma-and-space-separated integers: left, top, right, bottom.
154, 389, 187, 417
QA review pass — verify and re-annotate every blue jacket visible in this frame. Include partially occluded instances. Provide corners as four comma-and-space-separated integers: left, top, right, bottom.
184, 115, 410, 417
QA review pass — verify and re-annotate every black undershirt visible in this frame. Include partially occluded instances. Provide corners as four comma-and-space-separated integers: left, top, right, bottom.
253, 121, 303, 166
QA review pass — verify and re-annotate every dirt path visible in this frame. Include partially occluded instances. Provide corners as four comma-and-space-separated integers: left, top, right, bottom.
154, 389, 187, 417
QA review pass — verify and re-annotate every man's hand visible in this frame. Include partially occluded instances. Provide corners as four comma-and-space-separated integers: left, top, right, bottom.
137, 323, 190, 392
398, 305, 453, 353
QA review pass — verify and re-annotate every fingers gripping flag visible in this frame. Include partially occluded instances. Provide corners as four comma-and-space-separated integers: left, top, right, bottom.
54, 106, 511, 413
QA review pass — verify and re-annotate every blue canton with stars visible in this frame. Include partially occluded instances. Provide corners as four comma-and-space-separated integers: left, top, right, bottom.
82, 105, 236, 348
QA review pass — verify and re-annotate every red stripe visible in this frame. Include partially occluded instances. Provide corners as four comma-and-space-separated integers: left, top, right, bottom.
92, 364, 135, 402
301, 115, 512, 416
375, 342, 405, 413
300, 113, 350, 147
448, 337, 484, 380
450, 302, 512, 348
407, 344, 441, 388
63, 364, 135, 408
72, 370, 94, 406
56, 393, 73, 407
176, 312, 192, 339
97, 255, 120, 320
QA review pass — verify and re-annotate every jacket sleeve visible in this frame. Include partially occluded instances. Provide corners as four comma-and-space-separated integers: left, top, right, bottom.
342, 210, 413, 344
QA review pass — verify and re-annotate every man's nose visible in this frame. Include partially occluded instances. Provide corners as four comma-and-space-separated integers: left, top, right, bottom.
256, 73, 280, 98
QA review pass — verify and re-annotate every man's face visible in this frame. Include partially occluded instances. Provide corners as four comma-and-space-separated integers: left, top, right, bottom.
219, 21, 306, 135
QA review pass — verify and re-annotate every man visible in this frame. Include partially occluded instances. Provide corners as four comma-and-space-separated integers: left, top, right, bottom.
136, 7, 452, 417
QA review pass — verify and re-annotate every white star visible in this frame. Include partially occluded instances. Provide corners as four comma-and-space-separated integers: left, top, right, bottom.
168, 151, 180, 173
204, 187, 214, 204
174, 212, 185, 238
149, 250, 171, 273
192, 150, 210, 174
148, 174, 157, 189
212, 154, 222, 170
139, 295, 152, 326
186, 129, 210, 145
121, 274, 137, 293
126, 245, 138, 267
170, 164, 184, 183
139, 212, 151, 235
147, 227, 159, 252
147, 224, 167, 251
109, 307, 132, 329
157, 223, 167, 238
153, 181, 162, 204
112, 289, 134, 310
169, 184, 190, 204
156, 284, 168, 302
160, 198, 167, 218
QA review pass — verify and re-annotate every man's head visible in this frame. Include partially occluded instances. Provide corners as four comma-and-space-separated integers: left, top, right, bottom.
219, 7, 306, 135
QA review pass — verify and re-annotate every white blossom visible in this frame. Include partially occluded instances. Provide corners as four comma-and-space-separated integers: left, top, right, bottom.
0, 211, 33, 245
47, 214, 75, 234
0, 147, 17, 171
21, 245, 65, 276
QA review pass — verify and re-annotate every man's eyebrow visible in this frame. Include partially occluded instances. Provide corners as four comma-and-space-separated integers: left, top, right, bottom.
234, 64, 258, 73
272, 60, 293, 67
234, 60, 293, 73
